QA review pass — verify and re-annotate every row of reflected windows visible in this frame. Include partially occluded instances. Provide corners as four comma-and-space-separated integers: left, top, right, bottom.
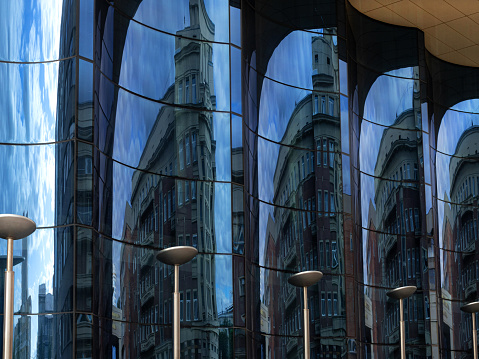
455, 175, 479, 204
457, 217, 477, 252
178, 132, 198, 171
385, 247, 426, 288
385, 296, 429, 338
177, 75, 197, 105
279, 138, 337, 207
313, 95, 335, 116
382, 207, 420, 235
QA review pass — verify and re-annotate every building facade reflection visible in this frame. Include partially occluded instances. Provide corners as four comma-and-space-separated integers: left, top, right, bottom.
262, 29, 345, 358
3, 0, 479, 357
119, 1, 219, 357
362, 67, 428, 358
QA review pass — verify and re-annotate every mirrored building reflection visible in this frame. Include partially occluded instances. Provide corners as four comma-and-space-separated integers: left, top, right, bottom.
437, 101, 479, 356
119, 1, 219, 357
261, 28, 345, 358
4, 0, 479, 357
359, 66, 431, 358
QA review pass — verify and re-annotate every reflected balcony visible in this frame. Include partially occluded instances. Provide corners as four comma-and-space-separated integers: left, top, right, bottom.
418, 320, 425, 335
332, 315, 346, 332
286, 336, 298, 354
140, 250, 154, 269
285, 286, 296, 309
388, 326, 400, 345
140, 189, 154, 217
284, 246, 297, 269
141, 231, 154, 246
463, 238, 475, 256
141, 285, 154, 307
383, 233, 397, 258
77, 272, 92, 291
382, 187, 398, 222
465, 281, 477, 299
140, 331, 155, 352
76, 321, 91, 341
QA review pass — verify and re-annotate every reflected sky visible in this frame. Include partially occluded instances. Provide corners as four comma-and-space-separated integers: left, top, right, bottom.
0, 2, 63, 141
436, 99, 479, 251
0, 1, 63, 62
0, 3, 63, 356
359, 67, 414, 284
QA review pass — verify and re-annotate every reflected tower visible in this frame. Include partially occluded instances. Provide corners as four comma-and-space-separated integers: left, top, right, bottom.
120, 0, 218, 358
443, 126, 479, 354
369, 67, 426, 358
266, 29, 344, 358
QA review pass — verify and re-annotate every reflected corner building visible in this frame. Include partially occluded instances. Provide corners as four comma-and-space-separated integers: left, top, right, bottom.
9, 0, 479, 358
119, 2, 219, 358
264, 30, 345, 358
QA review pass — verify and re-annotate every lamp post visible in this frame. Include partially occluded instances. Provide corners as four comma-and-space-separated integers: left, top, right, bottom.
156, 246, 198, 359
461, 301, 479, 359
386, 285, 417, 359
287, 270, 323, 359
0, 214, 36, 359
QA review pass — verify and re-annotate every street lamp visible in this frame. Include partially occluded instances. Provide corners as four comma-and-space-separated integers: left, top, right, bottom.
461, 301, 479, 359
386, 285, 417, 359
0, 214, 36, 359
288, 270, 323, 359
156, 246, 198, 359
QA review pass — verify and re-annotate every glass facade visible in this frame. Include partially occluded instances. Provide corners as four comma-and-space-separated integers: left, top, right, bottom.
0, 0, 479, 358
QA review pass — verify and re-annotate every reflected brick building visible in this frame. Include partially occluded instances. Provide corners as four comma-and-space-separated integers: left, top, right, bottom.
264, 29, 345, 358
120, 1, 219, 357
442, 126, 479, 355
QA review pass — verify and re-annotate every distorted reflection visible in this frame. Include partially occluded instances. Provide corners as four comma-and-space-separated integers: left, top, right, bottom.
105, 1, 233, 357
437, 99, 479, 354
360, 67, 428, 357
0, 228, 62, 357
258, 28, 345, 358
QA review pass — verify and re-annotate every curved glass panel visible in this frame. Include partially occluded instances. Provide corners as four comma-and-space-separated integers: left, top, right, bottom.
436, 100, 479, 354
258, 30, 339, 141
257, 198, 344, 273
254, 134, 342, 211
0, 60, 74, 143
111, 0, 230, 44
254, 27, 346, 350
360, 67, 423, 283
0, 142, 73, 227
109, 237, 233, 339
358, 283, 428, 357
105, 157, 231, 253
0, 228, 72, 315
99, 6, 231, 111
8, 313, 74, 358
0, 1, 69, 62
107, 90, 230, 181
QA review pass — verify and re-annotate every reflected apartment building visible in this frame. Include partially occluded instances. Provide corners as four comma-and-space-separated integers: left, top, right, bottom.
442, 126, 479, 356
120, 1, 219, 358
364, 69, 427, 358
264, 30, 345, 358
